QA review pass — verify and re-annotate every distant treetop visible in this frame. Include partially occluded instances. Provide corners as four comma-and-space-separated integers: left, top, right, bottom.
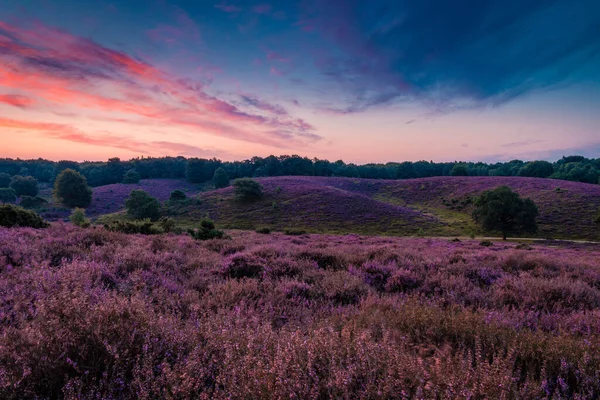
0, 154, 598, 188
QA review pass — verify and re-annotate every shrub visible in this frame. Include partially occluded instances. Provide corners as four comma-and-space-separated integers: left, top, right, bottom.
0, 187, 17, 203
221, 253, 264, 278
158, 217, 176, 233
233, 178, 263, 202
169, 190, 187, 201
69, 208, 90, 228
284, 228, 306, 236
0, 204, 49, 228
255, 227, 271, 234
188, 219, 225, 240
213, 167, 230, 189
480, 240, 494, 247
53, 169, 92, 207
385, 269, 422, 292
125, 189, 160, 221
594, 207, 600, 224
19, 196, 48, 209
122, 169, 141, 184
10, 175, 38, 197
104, 219, 162, 235
0, 172, 11, 188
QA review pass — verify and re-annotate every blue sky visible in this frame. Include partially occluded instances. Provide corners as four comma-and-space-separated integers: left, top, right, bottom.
1, 0, 599, 162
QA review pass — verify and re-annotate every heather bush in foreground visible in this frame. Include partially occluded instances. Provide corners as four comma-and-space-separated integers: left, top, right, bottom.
2, 225, 600, 398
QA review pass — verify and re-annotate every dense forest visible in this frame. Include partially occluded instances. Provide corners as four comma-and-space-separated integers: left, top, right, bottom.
0, 155, 598, 187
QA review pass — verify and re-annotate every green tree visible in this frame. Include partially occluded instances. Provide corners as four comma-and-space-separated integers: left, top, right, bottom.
70, 208, 90, 227
213, 167, 230, 189
0, 173, 11, 188
472, 186, 539, 240
122, 169, 141, 184
451, 163, 469, 176
169, 190, 187, 201
188, 219, 225, 240
0, 188, 17, 203
233, 178, 263, 202
125, 189, 160, 221
520, 160, 554, 178
10, 176, 38, 197
54, 169, 92, 208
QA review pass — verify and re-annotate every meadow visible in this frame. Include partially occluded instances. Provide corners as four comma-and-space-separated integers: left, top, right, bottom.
2, 223, 600, 398
92, 176, 600, 240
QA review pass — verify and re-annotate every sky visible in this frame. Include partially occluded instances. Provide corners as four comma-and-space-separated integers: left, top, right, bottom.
1, 0, 599, 164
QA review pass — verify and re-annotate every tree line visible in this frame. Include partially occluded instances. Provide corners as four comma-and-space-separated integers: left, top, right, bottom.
0, 154, 599, 188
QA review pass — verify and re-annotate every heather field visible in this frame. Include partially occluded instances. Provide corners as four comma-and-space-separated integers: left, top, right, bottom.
161, 176, 600, 240
2, 224, 600, 398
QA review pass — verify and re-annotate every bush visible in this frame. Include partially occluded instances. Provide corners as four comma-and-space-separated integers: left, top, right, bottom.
0, 204, 49, 228
480, 240, 494, 247
104, 219, 162, 235
284, 228, 306, 236
19, 196, 48, 209
255, 227, 271, 234
10, 175, 38, 197
0, 188, 17, 203
213, 167, 230, 189
188, 219, 225, 240
158, 217, 175, 233
0, 172, 10, 188
125, 190, 160, 221
169, 190, 187, 201
70, 208, 90, 228
122, 169, 141, 184
53, 169, 92, 207
233, 178, 263, 202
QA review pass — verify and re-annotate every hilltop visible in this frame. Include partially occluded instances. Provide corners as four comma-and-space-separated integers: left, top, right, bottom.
147, 176, 600, 240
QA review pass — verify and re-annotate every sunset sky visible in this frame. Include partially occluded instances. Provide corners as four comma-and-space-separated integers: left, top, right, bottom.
1, 0, 599, 163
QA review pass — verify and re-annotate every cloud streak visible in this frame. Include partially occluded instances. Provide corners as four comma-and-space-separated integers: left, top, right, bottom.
0, 117, 230, 158
300, 0, 600, 114
0, 20, 321, 150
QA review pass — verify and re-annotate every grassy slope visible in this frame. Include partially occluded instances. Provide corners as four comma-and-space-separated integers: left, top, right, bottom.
99, 176, 600, 240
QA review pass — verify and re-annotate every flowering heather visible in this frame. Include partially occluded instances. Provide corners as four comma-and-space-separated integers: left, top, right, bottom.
173, 176, 600, 239
87, 179, 199, 217
2, 224, 600, 398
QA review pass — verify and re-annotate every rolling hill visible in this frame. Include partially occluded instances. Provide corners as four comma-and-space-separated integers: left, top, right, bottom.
96, 176, 600, 240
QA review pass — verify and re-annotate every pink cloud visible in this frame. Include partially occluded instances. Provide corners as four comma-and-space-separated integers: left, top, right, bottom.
0, 94, 34, 108
0, 20, 320, 149
0, 116, 229, 157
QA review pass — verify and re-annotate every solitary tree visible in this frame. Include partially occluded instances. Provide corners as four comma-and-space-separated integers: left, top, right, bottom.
122, 169, 141, 184
213, 167, 230, 189
10, 175, 39, 197
54, 169, 92, 207
125, 189, 160, 221
233, 178, 263, 202
472, 186, 538, 240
